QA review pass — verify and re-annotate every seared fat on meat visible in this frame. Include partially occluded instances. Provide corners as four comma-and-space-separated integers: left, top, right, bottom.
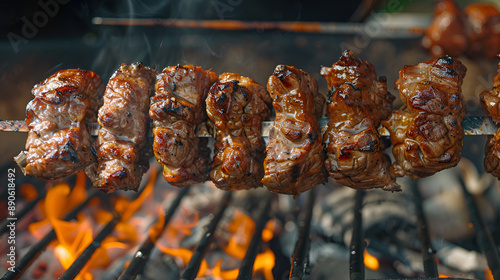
87, 63, 155, 192
263, 65, 327, 195
480, 55, 500, 177
320, 50, 400, 191
15, 69, 104, 179
382, 56, 467, 179
206, 73, 272, 190
150, 65, 217, 186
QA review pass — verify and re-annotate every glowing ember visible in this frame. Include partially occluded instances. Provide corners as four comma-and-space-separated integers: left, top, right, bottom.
438, 274, 452, 278
364, 249, 380, 271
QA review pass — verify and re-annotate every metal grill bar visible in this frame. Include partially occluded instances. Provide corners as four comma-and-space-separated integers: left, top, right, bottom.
237, 194, 273, 280
349, 190, 365, 280
1, 189, 98, 280
458, 177, 500, 280
289, 189, 315, 280
58, 210, 121, 280
118, 185, 191, 280
180, 191, 233, 280
0, 188, 46, 236
410, 180, 438, 278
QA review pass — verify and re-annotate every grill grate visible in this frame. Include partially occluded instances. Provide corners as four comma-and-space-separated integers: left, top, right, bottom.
236, 193, 272, 280
1, 189, 98, 280
119, 185, 191, 280
290, 188, 315, 280
1, 174, 499, 279
180, 191, 232, 280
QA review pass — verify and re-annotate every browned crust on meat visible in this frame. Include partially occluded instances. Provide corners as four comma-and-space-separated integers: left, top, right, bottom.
480, 55, 500, 177
150, 65, 217, 186
15, 69, 104, 179
262, 65, 327, 195
382, 56, 467, 179
321, 50, 400, 191
89, 63, 155, 192
206, 73, 271, 190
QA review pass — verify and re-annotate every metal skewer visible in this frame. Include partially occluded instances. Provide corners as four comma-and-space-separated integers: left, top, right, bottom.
0, 116, 497, 136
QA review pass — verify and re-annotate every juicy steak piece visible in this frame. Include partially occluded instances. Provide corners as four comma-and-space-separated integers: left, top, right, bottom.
150, 65, 217, 186
382, 56, 467, 179
480, 55, 500, 177
15, 69, 104, 179
87, 63, 155, 192
263, 65, 327, 195
320, 50, 400, 191
206, 72, 272, 190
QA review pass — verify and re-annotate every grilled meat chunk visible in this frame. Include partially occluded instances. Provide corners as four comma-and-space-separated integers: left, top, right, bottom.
263, 65, 327, 195
88, 63, 155, 192
150, 65, 217, 186
14, 69, 104, 179
480, 55, 500, 177
320, 51, 400, 191
206, 73, 272, 190
382, 56, 467, 179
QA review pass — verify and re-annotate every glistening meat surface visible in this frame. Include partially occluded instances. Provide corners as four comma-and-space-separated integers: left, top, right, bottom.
87, 63, 155, 192
382, 56, 467, 179
480, 55, 500, 177
320, 50, 399, 191
206, 72, 271, 190
15, 69, 104, 179
263, 65, 327, 195
150, 65, 217, 186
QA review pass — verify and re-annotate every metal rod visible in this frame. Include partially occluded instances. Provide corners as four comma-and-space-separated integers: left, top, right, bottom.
237, 194, 273, 280
1, 189, 98, 280
458, 177, 500, 280
289, 189, 315, 280
349, 190, 365, 280
118, 185, 191, 280
91, 17, 422, 38
180, 191, 232, 280
1, 116, 497, 136
410, 179, 439, 278
0, 188, 46, 236
58, 211, 121, 280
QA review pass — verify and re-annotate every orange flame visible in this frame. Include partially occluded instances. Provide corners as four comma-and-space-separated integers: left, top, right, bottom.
224, 210, 256, 260
439, 274, 452, 278
19, 183, 38, 201
28, 167, 160, 279
364, 249, 380, 271
485, 268, 494, 280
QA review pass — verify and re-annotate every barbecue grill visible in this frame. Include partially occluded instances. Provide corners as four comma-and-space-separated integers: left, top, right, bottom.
1, 0, 500, 279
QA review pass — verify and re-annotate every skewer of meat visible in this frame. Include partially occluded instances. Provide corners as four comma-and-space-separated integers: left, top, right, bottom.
320, 50, 400, 191
14, 69, 104, 179
382, 56, 467, 179
86, 63, 155, 192
206, 73, 272, 190
480, 55, 500, 177
150, 65, 217, 186
262, 65, 327, 195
